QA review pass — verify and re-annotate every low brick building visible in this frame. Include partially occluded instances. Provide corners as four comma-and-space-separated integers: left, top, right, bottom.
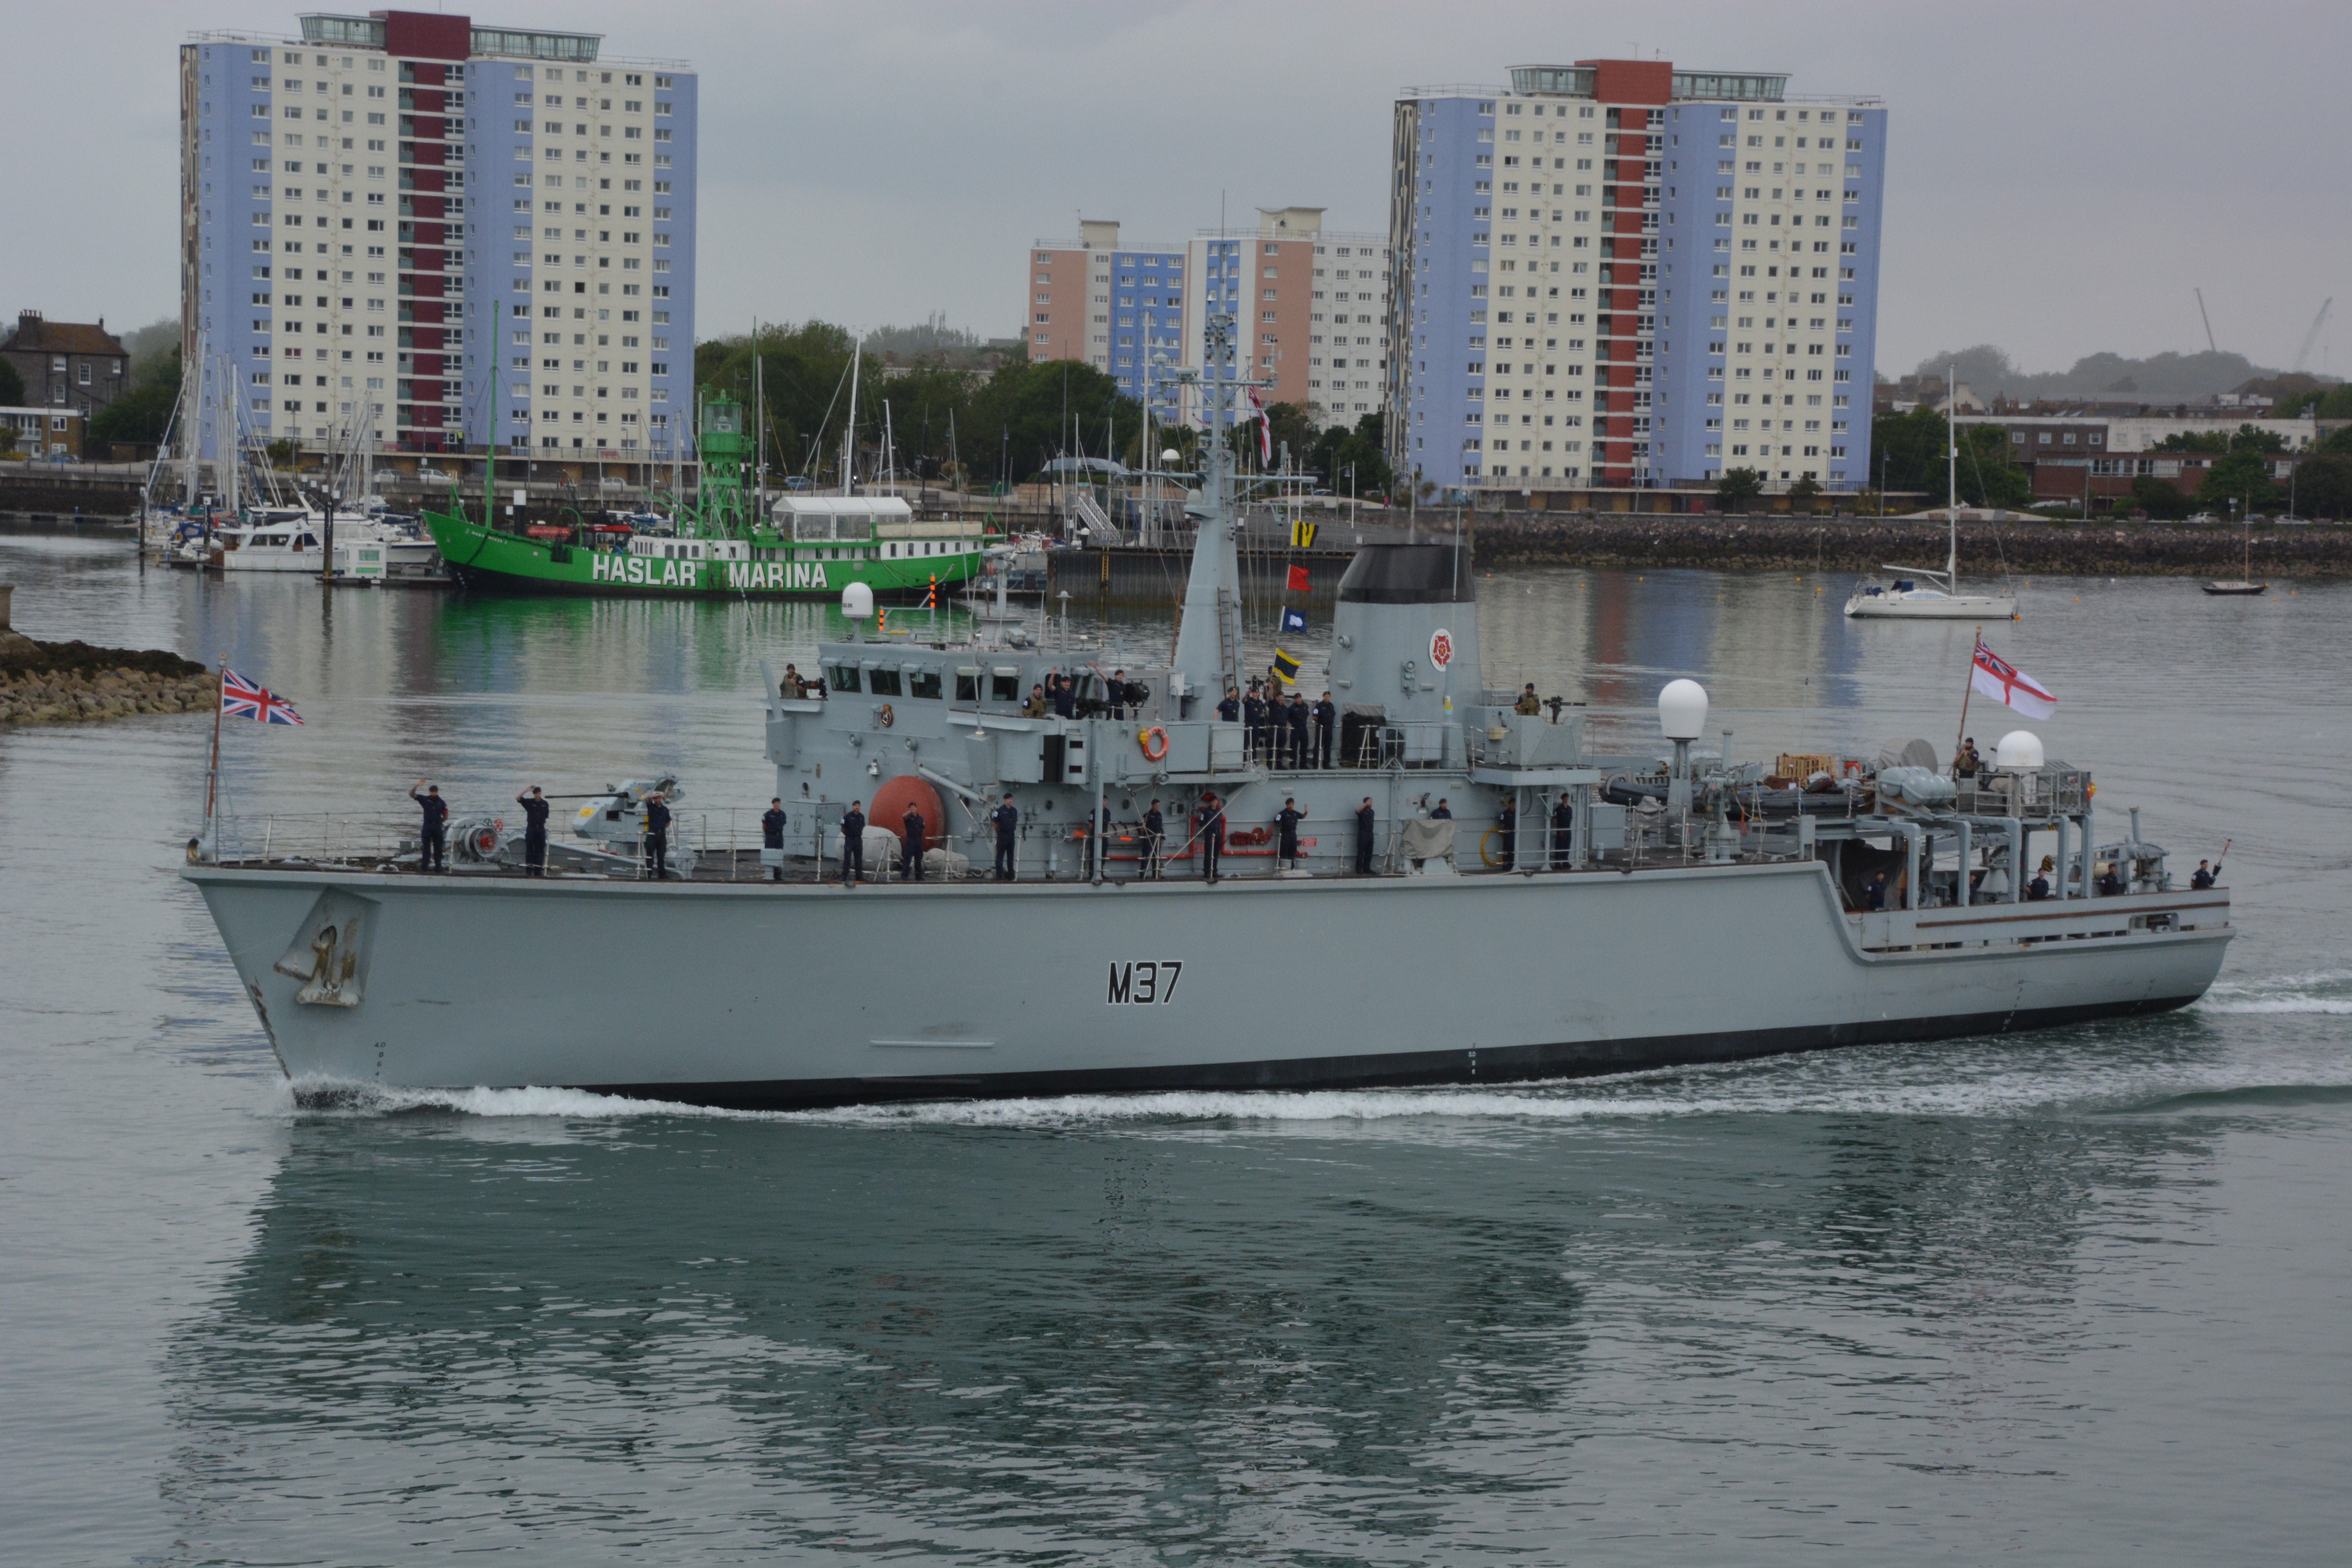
0, 312, 130, 421
0, 407, 87, 459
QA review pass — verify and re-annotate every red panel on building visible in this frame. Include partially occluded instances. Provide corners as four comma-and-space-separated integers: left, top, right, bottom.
1584, 60, 1671, 105
381, 11, 470, 61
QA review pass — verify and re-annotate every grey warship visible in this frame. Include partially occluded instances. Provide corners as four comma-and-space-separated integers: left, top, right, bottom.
185, 314, 2231, 1109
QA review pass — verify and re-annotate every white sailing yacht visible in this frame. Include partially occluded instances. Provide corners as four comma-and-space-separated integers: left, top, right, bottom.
1845, 373, 2017, 621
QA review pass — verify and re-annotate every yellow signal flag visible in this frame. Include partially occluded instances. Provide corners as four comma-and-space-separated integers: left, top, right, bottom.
1290, 519, 1318, 549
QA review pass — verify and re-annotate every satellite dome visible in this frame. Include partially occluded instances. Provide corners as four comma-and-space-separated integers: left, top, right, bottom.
1994, 730, 2045, 769
1658, 679, 1709, 741
840, 581, 875, 621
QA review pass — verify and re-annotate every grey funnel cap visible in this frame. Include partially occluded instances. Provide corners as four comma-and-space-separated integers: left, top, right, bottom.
1336, 544, 1474, 605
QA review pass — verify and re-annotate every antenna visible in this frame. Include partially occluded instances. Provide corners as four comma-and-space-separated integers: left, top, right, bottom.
2194, 287, 2217, 354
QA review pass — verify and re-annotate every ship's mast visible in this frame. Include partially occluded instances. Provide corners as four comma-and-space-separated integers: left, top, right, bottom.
1166, 310, 1256, 716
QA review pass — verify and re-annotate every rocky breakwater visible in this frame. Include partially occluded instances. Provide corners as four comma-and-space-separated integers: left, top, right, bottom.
1469, 514, 2352, 578
1, 627, 214, 728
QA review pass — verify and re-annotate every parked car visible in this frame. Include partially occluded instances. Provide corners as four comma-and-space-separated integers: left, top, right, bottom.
782, 475, 815, 492
2185, 511, 2218, 524
33, 450, 82, 465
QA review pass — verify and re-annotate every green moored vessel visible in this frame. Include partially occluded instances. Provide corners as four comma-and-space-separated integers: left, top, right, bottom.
424, 391, 991, 600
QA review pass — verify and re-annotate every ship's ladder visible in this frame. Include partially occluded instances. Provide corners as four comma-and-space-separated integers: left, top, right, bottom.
1216, 586, 1245, 695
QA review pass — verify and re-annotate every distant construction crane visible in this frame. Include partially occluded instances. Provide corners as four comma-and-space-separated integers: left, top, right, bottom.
2291, 298, 2334, 374
2194, 287, 2218, 354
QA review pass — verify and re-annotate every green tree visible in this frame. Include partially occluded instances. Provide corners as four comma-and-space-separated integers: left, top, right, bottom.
0, 356, 23, 407
2154, 423, 2286, 456
2127, 475, 2191, 519
1869, 406, 1948, 495
2199, 447, 2278, 512
1872, 406, 2028, 506
2316, 423, 2352, 457
2290, 454, 2352, 520
1955, 423, 2031, 507
86, 345, 180, 446
1307, 411, 1392, 498
1715, 466, 1765, 508
961, 356, 1140, 487
1261, 401, 1316, 471
1786, 474, 1823, 514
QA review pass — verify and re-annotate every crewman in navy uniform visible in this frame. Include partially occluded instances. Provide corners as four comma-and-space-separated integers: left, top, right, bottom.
1198, 793, 1226, 883
2190, 858, 2220, 890
1109, 669, 1131, 719
1354, 797, 1377, 874
1217, 687, 1240, 723
1867, 871, 1889, 910
1314, 691, 1337, 768
409, 780, 449, 872
989, 793, 1020, 881
1286, 693, 1310, 769
761, 797, 787, 881
1241, 686, 1266, 760
901, 800, 927, 881
1550, 792, 1574, 870
839, 799, 866, 885
1275, 797, 1304, 870
1142, 798, 1165, 880
515, 785, 551, 877
643, 790, 672, 880
1052, 674, 1076, 719
1431, 798, 1452, 819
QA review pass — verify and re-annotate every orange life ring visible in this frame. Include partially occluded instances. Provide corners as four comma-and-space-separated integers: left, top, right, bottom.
1139, 725, 1169, 762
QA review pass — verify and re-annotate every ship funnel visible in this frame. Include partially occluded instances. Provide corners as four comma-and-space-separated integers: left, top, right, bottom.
1326, 543, 1478, 731
1659, 679, 1710, 740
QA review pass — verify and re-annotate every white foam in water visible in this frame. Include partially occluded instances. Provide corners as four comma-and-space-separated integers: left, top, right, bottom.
263, 1036, 2352, 1133
2195, 969, 2352, 1016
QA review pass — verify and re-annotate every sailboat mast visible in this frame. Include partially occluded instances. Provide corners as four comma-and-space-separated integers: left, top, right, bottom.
1947, 361, 1959, 585
841, 333, 862, 495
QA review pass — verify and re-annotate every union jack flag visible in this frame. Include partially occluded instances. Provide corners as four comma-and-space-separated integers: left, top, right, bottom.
1970, 638, 2056, 720
220, 668, 304, 725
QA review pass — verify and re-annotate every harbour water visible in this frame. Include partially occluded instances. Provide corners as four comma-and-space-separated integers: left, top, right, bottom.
4, 533, 2349, 1564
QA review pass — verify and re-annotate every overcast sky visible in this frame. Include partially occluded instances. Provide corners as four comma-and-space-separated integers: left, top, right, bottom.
13, 0, 2350, 376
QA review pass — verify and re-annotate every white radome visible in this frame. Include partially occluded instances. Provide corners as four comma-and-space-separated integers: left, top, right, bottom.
840, 581, 875, 621
1659, 679, 1710, 741
1994, 730, 2045, 769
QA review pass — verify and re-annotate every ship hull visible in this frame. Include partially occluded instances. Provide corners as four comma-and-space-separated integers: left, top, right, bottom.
424, 510, 982, 601
188, 862, 2230, 1109
1843, 593, 2018, 620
